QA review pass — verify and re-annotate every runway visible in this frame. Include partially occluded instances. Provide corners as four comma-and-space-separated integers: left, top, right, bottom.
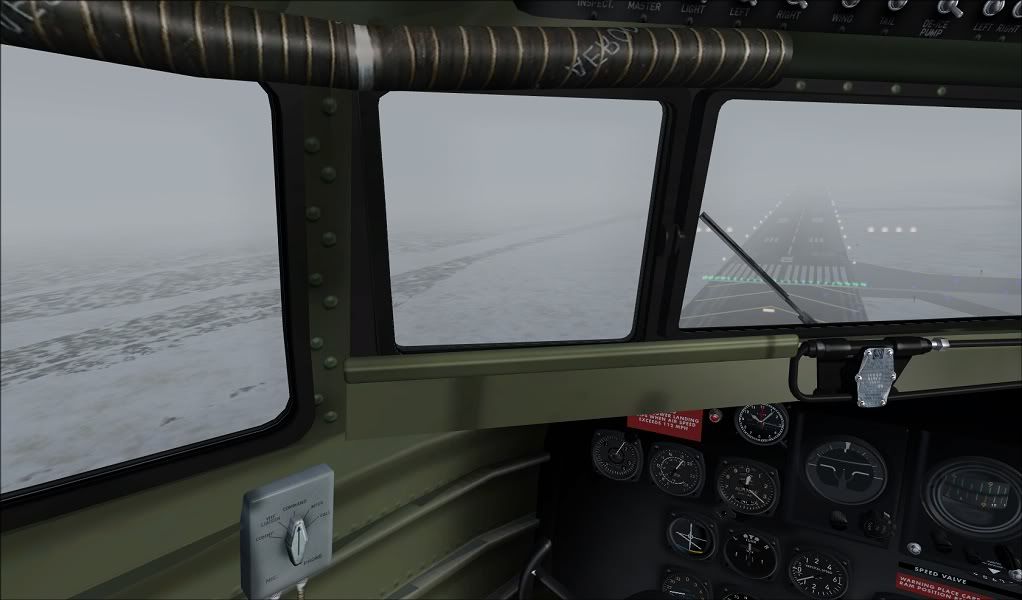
682, 194, 868, 327
680, 193, 1019, 328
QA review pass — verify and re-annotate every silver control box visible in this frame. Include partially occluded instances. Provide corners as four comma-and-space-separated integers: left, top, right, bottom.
240, 464, 334, 599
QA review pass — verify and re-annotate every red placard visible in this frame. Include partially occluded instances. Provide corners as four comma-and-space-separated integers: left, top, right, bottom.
627, 410, 703, 442
895, 573, 992, 600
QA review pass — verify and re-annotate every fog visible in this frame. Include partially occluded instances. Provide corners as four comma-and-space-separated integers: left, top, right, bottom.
379, 92, 664, 345
2, 44, 1018, 489
380, 92, 663, 239
0, 45, 278, 259
1, 46, 287, 493
682, 99, 1022, 322
692, 100, 1022, 277
704, 100, 1021, 218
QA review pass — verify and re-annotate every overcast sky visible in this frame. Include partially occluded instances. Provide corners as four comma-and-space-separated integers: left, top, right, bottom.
684, 99, 1022, 304
703, 99, 1021, 225
379, 92, 664, 238
1, 46, 278, 258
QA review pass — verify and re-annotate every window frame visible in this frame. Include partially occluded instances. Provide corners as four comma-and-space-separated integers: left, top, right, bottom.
664, 84, 1022, 342
354, 83, 1021, 356
351, 87, 691, 356
0, 81, 315, 532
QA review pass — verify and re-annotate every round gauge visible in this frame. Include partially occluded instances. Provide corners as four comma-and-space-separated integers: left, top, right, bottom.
666, 514, 716, 559
591, 429, 643, 482
723, 528, 779, 579
649, 443, 705, 497
716, 459, 780, 515
735, 404, 789, 446
923, 457, 1022, 538
805, 437, 887, 506
720, 593, 758, 600
788, 549, 849, 599
661, 570, 712, 600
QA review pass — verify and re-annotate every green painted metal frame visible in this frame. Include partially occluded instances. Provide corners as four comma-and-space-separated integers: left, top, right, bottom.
346, 337, 800, 383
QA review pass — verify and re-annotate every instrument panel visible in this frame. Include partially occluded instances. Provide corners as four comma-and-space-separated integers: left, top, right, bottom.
540, 398, 1022, 599
514, 0, 1022, 44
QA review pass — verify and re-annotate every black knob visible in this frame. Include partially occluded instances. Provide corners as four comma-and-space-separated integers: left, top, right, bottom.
862, 510, 895, 540
830, 510, 849, 531
964, 546, 983, 565
932, 529, 953, 553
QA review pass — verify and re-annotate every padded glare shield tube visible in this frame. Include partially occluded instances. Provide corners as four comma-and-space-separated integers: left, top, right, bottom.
0, 1, 792, 90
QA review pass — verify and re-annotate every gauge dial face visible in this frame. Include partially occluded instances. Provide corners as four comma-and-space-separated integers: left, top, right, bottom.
716, 460, 780, 515
788, 549, 849, 599
805, 438, 887, 505
720, 593, 758, 600
923, 457, 1022, 538
661, 571, 712, 600
591, 430, 642, 481
735, 404, 789, 445
667, 514, 716, 559
723, 529, 778, 579
649, 443, 705, 497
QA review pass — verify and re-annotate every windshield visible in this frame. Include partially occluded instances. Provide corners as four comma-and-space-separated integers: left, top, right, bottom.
681, 100, 1022, 328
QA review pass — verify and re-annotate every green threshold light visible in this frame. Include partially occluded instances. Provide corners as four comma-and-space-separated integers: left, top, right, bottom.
702, 275, 868, 288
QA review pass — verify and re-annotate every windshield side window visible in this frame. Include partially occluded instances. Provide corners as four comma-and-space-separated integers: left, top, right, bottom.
0, 46, 288, 494
379, 92, 663, 347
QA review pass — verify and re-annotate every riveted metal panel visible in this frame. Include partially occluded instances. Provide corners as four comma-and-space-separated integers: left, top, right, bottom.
299, 84, 354, 436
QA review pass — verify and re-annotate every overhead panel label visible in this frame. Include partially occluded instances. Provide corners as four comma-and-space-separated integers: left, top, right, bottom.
895, 573, 992, 600
627, 410, 703, 442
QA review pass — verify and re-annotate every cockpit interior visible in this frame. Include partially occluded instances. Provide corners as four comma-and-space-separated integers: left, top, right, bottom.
1, 1, 1020, 599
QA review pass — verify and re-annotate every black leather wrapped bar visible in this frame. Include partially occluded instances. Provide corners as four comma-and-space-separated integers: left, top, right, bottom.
0, 1, 792, 90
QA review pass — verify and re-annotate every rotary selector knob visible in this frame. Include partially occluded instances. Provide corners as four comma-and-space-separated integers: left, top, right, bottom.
842, 0, 862, 7
1014, 0, 1022, 17
862, 510, 896, 540
983, 0, 1006, 16
964, 547, 983, 565
889, 0, 909, 10
739, 0, 759, 6
938, 0, 964, 17
787, 0, 808, 8
932, 528, 953, 553
286, 519, 309, 566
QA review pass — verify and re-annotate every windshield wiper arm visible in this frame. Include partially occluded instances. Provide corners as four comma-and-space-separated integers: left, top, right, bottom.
699, 211, 817, 325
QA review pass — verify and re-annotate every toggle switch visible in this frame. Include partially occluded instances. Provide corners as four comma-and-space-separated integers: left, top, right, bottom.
983, 0, 1006, 16
938, 0, 965, 18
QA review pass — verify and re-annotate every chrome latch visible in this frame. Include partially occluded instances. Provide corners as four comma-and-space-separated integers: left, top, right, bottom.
854, 347, 896, 408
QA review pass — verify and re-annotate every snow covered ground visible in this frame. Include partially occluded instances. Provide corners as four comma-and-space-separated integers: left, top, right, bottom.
390, 214, 649, 347
0, 216, 651, 493
1, 44, 287, 493
4, 199, 1017, 493
1, 249, 288, 493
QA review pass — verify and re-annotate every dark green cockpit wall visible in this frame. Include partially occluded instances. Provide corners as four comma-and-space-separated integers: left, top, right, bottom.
1, 2, 1019, 599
